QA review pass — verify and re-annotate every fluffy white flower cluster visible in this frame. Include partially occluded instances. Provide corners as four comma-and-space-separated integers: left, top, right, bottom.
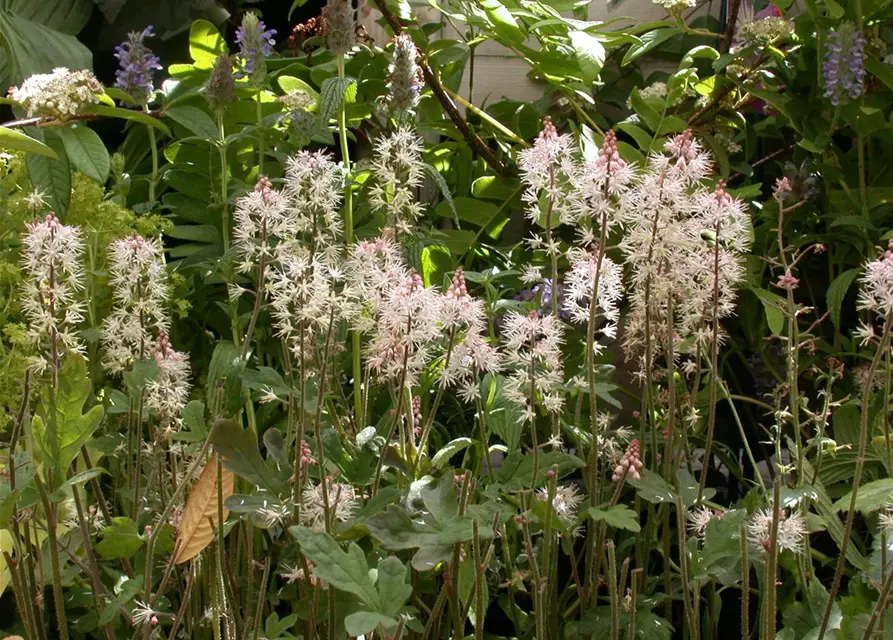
501, 311, 565, 420
145, 330, 192, 431
746, 506, 807, 555
519, 117, 582, 251
233, 176, 289, 274
300, 481, 358, 531
369, 128, 425, 235
439, 269, 500, 401
20, 213, 86, 375
102, 232, 170, 374
9, 67, 103, 118
857, 239, 893, 318
563, 249, 623, 344
620, 131, 751, 372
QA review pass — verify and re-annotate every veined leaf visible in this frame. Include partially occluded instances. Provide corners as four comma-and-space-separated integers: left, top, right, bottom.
174, 454, 234, 564
826, 268, 860, 328
58, 126, 109, 183
290, 527, 380, 610
587, 504, 641, 532
189, 19, 226, 69
0, 126, 57, 158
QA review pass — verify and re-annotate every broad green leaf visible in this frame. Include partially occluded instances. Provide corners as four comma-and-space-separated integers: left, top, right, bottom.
58, 126, 109, 183
30, 353, 104, 477
189, 19, 226, 68
4, 0, 92, 34
628, 469, 675, 504
26, 129, 69, 214
82, 105, 171, 136
677, 468, 715, 507
587, 504, 641, 532
419, 476, 459, 522
420, 243, 451, 287
376, 556, 412, 618
344, 612, 396, 636
277, 75, 320, 103
431, 437, 474, 470
866, 57, 893, 91
96, 517, 143, 559
497, 450, 585, 489
480, 0, 524, 44
98, 577, 142, 626
165, 104, 219, 140
569, 30, 605, 84
206, 341, 245, 418
0, 126, 57, 158
435, 197, 497, 226
366, 505, 494, 553
628, 88, 662, 132
290, 528, 380, 610
422, 162, 457, 226
212, 419, 287, 495
0, 10, 92, 87
832, 479, 893, 513
317, 76, 356, 126
826, 268, 860, 328
622, 27, 679, 66
749, 287, 786, 335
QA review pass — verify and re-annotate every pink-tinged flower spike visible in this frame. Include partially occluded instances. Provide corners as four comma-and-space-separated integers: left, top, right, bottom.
365, 272, 444, 387
102, 232, 170, 374
518, 116, 582, 230
283, 151, 345, 257
144, 330, 191, 432
573, 129, 635, 244
233, 176, 289, 273
857, 239, 893, 318
368, 128, 425, 236
19, 213, 86, 378
501, 310, 565, 420
344, 236, 410, 333
662, 130, 712, 185
439, 269, 500, 400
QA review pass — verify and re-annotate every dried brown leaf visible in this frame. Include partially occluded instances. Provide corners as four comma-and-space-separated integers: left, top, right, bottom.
173, 453, 234, 564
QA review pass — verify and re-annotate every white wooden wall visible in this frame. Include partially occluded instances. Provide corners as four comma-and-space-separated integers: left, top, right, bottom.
361, 0, 722, 104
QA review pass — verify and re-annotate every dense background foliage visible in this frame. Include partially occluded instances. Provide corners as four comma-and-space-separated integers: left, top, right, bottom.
0, 0, 893, 638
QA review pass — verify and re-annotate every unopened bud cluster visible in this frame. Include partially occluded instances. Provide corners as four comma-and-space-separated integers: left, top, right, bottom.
612, 439, 643, 482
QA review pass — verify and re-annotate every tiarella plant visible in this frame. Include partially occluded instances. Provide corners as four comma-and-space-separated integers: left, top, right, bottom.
0, 0, 892, 639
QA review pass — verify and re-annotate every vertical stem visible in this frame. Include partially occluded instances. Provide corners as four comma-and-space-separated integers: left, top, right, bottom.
147, 124, 158, 208
34, 475, 68, 640
741, 526, 750, 640
818, 317, 892, 636
472, 520, 484, 640
337, 52, 363, 432
256, 89, 265, 173
763, 481, 781, 640
697, 221, 721, 502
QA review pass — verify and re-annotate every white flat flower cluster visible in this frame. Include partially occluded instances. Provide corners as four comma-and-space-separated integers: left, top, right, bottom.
9, 67, 103, 118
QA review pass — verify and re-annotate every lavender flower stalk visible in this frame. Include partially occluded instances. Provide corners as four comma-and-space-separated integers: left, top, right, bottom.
823, 23, 865, 106
114, 26, 162, 105
236, 12, 277, 85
